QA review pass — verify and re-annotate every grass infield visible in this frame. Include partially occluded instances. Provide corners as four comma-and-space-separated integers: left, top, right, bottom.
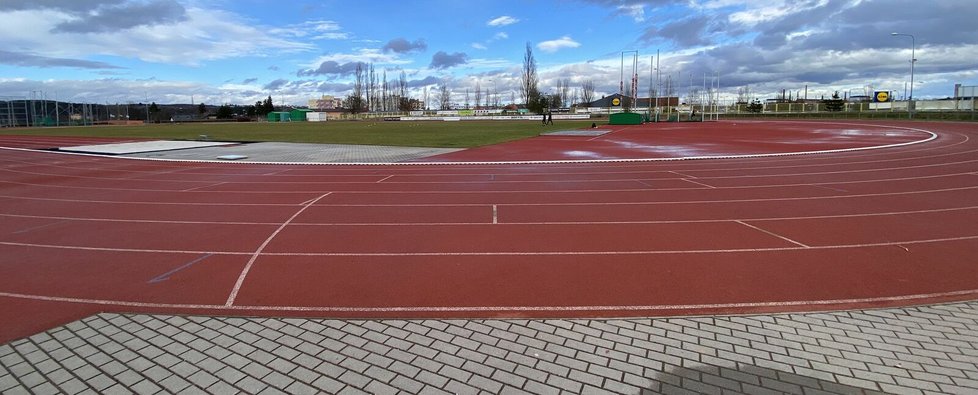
0, 120, 597, 148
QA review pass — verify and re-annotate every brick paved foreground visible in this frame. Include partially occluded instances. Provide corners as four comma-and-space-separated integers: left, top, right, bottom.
3, 302, 978, 395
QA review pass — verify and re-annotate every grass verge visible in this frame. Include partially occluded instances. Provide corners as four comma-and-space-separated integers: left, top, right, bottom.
0, 120, 598, 148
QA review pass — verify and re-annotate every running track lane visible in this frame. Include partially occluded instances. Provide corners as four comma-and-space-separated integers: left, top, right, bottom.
1, 120, 977, 343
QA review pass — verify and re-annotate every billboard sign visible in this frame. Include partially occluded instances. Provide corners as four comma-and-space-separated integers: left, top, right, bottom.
873, 91, 891, 103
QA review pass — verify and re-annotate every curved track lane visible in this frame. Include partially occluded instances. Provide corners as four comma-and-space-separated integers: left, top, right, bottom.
1, 120, 977, 342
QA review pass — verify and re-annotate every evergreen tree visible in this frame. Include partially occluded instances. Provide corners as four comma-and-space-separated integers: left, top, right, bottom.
823, 91, 844, 112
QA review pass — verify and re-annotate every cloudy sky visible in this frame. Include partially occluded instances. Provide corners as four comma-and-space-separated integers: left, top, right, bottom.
1, 0, 975, 106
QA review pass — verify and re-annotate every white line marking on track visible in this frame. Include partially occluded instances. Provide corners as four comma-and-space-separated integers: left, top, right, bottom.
0, 123, 937, 166
376, 175, 394, 183
2, 288, 977, 314
682, 179, 716, 189
809, 184, 848, 192
492, 205, 498, 224
670, 170, 698, 179
182, 182, 226, 192
12, 220, 68, 234
7, 235, 974, 256
148, 253, 213, 284
735, 220, 811, 248
225, 192, 331, 307
3, 204, 978, 226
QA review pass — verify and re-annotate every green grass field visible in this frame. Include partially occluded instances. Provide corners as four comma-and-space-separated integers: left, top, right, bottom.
0, 120, 598, 148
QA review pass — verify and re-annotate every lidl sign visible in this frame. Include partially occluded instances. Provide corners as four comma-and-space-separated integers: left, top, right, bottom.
612, 98, 621, 106
873, 91, 890, 103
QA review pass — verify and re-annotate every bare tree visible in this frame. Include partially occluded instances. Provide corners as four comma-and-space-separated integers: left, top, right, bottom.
474, 82, 481, 110
736, 85, 751, 104
438, 85, 452, 110
366, 63, 376, 112
398, 71, 411, 111
520, 43, 540, 108
581, 79, 595, 107
381, 70, 388, 112
347, 62, 366, 113
560, 79, 570, 108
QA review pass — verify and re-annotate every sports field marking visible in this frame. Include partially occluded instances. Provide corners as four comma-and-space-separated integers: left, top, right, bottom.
4, 155, 975, 187
148, 254, 213, 284
1, 288, 976, 314
0, 124, 937, 166
735, 220, 811, 248
3, 204, 978, 226
225, 192, 331, 307
12, 220, 69, 235
682, 179, 716, 189
492, 205, 498, 224
670, 170, 698, 179
182, 182, 226, 192
809, 184, 849, 192
4, 234, 975, 257
3, 183, 977, 209
376, 175, 394, 183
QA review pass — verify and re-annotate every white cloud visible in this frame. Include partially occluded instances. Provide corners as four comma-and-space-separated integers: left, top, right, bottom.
0, 7, 315, 66
270, 20, 350, 41
301, 49, 410, 69
487, 16, 519, 27
538, 36, 581, 53
618, 4, 645, 22
493, 32, 509, 40
471, 43, 488, 50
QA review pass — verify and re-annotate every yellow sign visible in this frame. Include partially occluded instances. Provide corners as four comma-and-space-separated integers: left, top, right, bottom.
874, 91, 890, 103
612, 98, 621, 106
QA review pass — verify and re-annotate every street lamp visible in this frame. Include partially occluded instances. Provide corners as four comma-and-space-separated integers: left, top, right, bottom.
891, 32, 916, 119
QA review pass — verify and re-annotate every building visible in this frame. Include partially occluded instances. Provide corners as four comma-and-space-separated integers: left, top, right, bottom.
308, 95, 344, 111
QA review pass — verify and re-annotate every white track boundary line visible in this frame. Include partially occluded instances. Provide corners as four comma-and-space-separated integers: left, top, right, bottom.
225, 192, 331, 306
7, 153, 974, 185
0, 122, 937, 166
682, 179, 716, 189
1, 288, 976, 313
736, 220, 810, 248
3, 204, 978, 226
0, 170, 978, 200
4, 234, 977, 257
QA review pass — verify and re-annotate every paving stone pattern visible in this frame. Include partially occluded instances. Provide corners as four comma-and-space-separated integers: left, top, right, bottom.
3, 302, 978, 394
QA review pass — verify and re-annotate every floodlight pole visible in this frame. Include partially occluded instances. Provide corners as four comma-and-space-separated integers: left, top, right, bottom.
620, 50, 638, 109
891, 32, 915, 119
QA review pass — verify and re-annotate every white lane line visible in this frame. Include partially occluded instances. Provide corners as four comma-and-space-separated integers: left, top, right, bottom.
376, 175, 394, 183
0, 124, 938, 166
735, 220, 811, 248
12, 220, 68, 234
182, 182, 226, 192
492, 205, 498, 224
4, 204, 978, 226
670, 170, 698, 179
4, 235, 977, 257
809, 184, 848, 192
1, 288, 977, 314
148, 253, 213, 284
5, 167, 976, 198
224, 192, 331, 307
682, 179, 716, 189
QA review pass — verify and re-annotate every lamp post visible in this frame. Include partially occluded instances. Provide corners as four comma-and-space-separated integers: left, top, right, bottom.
891, 32, 915, 119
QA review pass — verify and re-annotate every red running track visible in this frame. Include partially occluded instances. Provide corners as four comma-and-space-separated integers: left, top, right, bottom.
1, 120, 977, 343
